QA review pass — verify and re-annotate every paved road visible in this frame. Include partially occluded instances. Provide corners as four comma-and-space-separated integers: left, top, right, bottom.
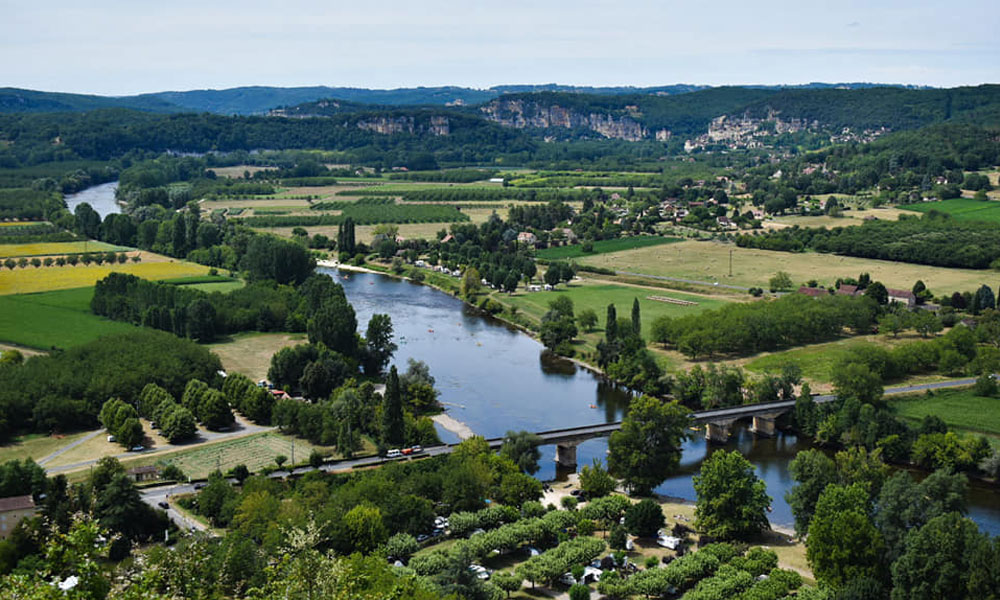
615, 270, 750, 292
37, 429, 105, 466
140, 483, 210, 534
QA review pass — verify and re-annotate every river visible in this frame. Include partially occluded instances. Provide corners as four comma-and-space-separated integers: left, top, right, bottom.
327, 268, 1000, 535
64, 181, 121, 219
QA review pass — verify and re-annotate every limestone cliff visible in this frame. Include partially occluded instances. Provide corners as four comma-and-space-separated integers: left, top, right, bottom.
479, 98, 647, 141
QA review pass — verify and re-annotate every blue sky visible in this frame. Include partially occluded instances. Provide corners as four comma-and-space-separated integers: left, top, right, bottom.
1, 0, 997, 95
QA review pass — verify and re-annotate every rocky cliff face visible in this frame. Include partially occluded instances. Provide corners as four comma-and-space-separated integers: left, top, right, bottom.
355, 115, 450, 136
480, 99, 647, 141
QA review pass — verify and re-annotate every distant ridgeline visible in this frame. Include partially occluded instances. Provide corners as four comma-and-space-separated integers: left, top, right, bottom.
0, 85, 998, 169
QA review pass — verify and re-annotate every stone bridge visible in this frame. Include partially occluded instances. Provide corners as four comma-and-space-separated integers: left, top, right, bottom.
485, 396, 835, 469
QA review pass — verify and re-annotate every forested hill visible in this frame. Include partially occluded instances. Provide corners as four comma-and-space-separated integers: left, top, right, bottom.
477, 85, 1000, 140
0, 87, 184, 114
1, 82, 938, 116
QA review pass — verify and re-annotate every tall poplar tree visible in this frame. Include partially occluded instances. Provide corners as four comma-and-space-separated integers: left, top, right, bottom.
382, 366, 404, 447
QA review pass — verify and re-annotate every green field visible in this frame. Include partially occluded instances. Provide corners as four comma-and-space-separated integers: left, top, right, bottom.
745, 336, 906, 384
500, 279, 728, 341
891, 388, 1000, 436
902, 198, 1000, 222
535, 236, 683, 260
0, 287, 139, 349
163, 275, 245, 293
115, 432, 371, 480
0, 240, 126, 258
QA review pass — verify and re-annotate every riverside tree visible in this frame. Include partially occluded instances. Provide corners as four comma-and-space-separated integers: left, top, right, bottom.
693, 450, 771, 541
608, 396, 690, 495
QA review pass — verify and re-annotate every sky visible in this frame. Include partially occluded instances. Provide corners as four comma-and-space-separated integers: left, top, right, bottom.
1, 0, 997, 95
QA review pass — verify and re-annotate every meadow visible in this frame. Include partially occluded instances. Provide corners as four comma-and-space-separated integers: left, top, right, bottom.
208, 332, 306, 380
902, 198, 1000, 223
0, 240, 125, 258
499, 279, 729, 342
113, 432, 366, 480
576, 239, 991, 292
0, 287, 139, 349
0, 254, 211, 295
0, 431, 92, 464
535, 236, 683, 260
163, 275, 245, 293
891, 387, 1000, 437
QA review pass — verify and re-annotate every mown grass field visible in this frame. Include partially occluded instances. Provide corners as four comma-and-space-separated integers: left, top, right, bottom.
0, 431, 91, 464
0, 287, 139, 348
891, 388, 1000, 436
499, 279, 729, 342
0, 256, 211, 295
208, 332, 307, 380
0, 240, 125, 258
114, 432, 363, 480
535, 236, 683, 260
902, 198, 1000, 223
576, 239, 991, 292
164, 275, 245, 293
744, 334, 925, 385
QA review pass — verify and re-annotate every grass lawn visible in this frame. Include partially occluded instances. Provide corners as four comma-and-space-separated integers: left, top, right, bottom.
0, 254, 211, 295
891, 388, 1000, 436
112, 432, 366, 480
0, 241, 126, 258
902, 198, 1000, 223
0, 287, 139, 348
536, 236, 683, 260
0, 431, 91, 464
208, 332, 307, 381
499, 278, 730, 342
768, 207, 907, 229
576, 239, 991, 292
744, 334, 926, 385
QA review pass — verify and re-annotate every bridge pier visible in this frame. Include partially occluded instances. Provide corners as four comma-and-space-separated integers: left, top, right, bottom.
705, 420, 736, 444
751, 415, 776, 437
555, 443, 578, 469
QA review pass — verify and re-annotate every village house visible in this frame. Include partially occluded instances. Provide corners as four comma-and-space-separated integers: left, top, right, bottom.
887, 288, 917, 308
836, 284, 860, 296
797, 286, 829, 297
0, 495, 36, 539
127, 465, 160, 483
517, 232, 537, 245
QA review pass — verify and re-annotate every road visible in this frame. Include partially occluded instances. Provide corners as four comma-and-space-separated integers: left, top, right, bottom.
140, 483, 211, 534
37, 429, 105, 466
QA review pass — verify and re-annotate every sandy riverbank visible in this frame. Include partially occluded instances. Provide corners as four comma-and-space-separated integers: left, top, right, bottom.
432, 413, 476, 440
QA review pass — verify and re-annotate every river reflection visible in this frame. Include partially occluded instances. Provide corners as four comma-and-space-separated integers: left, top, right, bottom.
64, 181, 120, 219
329, 268, 1000, 534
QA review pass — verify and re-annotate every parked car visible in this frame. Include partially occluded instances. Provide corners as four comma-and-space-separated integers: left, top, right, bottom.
657, 535, 682, 550
130, 445, 145, 452
157, 501, 169, 509
526, 546, 542, 557
416, 534, 430, 543
468, 565, 490, 580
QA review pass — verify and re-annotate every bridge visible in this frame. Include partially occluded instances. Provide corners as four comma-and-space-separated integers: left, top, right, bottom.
484, 375, 983, 468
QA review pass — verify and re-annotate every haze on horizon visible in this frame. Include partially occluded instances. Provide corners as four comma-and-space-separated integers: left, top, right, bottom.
1, 0, 997, 96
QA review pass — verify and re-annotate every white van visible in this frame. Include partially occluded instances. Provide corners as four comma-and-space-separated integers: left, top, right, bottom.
386, 449, 402, 459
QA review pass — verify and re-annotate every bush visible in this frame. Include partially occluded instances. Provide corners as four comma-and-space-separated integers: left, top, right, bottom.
973, 373, 998, 397
569, 583, 590, 600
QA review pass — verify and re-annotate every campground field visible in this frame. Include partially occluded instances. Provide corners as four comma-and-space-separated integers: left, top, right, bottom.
576, 239, 992, 291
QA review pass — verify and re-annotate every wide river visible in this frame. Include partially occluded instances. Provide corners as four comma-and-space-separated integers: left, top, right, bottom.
328, 268, 1000, 535
64, 181, 121, 219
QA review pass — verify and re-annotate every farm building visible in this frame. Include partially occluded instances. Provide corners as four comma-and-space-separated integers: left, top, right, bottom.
0, 495, 36, 539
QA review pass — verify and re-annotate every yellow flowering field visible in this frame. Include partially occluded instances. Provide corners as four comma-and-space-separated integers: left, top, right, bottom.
0, 259, 211, 295
0, 241, 124, 258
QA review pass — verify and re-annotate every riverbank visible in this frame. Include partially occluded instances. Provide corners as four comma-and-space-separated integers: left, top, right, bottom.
432, 413, 476, 440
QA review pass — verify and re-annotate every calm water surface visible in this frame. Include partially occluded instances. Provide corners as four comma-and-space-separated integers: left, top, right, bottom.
329, 268, 1000, 535
64, 182, 120, 219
